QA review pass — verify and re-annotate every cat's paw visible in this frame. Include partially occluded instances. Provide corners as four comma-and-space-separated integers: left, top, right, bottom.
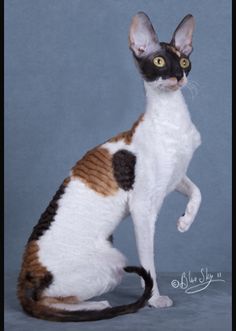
100, 300, 112, 309
177, 216, 191, 232
148, 295, 173, 308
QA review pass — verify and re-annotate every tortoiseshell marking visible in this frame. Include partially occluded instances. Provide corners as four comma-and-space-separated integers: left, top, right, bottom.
72, 147, 119, 196
17, 240, 53, 303
28, 179, 69, 242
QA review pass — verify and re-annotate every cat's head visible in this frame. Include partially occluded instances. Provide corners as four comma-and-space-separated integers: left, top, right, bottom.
129, 12, 195, 92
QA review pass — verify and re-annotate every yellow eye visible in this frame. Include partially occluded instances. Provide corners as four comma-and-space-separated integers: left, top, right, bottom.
180, 58, 190, 69
153, 56, 166, 68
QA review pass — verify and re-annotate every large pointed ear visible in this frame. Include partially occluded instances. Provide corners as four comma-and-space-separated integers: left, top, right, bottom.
129, 12, 160, 57
170, 14, 195, 56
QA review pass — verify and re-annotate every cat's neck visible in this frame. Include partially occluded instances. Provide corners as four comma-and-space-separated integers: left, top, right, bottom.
143, 81, 190, 122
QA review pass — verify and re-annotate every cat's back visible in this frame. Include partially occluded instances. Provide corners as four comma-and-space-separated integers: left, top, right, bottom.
29, 138, 137, 249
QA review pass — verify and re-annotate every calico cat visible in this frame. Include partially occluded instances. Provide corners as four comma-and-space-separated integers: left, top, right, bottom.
17, 12, 201, 322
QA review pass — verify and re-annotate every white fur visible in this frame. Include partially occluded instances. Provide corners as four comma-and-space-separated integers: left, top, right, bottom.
176, 176, 202, 232
38, 79, 201, 309
127, 81, 201, 307
38, 179, 128, 301
103, 140, 134, 155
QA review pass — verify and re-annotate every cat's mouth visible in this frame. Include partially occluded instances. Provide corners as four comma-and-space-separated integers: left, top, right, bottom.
161, 77, 187, 91
146, 75, 187, 92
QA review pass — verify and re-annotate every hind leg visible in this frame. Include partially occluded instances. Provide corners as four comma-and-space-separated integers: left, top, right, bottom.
40, 243, 126, 303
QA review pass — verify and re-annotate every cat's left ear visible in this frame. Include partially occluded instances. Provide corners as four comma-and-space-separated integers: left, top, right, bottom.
170, 14, 195, 56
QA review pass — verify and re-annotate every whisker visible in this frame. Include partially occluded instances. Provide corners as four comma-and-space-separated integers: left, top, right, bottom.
186, 79, 200, 99
185, 84, 195, 100
189, 79, 200, 87
188, 85, 197, 98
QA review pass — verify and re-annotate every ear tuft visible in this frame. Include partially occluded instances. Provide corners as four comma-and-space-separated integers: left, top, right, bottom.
129, 12, 160, 57
171, 14, 195, 56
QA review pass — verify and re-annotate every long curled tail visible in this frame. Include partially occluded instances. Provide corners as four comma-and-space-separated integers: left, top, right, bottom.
18, 266, 153, 322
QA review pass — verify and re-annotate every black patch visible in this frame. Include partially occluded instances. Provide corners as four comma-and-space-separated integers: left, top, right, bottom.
28, 183, 66, 242
133, 42, 191, 82
32, 272, 53, 301
112, 150, 136, 191
25, 272, 33, 282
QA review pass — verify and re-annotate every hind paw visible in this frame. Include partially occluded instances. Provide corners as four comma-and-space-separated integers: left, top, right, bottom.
100, 300, 112, 309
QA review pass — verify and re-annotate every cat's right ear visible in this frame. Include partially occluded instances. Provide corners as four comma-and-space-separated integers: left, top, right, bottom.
129, 12, 160, 57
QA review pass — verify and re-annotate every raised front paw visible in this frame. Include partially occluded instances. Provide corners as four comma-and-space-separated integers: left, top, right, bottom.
177, 215, 192, 232
148, 295, 173, 308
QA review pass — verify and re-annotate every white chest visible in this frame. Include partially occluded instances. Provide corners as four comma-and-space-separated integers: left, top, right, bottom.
133, 88, 201, 192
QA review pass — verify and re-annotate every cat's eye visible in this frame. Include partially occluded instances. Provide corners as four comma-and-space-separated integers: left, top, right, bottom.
180, 58, 190, 69
153, 56, 166, 68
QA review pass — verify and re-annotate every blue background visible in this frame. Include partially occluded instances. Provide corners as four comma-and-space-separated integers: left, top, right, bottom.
5, 0, 231, 276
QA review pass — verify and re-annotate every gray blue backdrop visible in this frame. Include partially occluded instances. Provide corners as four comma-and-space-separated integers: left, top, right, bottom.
5, 0, 231, 278
4, 1, 232, 330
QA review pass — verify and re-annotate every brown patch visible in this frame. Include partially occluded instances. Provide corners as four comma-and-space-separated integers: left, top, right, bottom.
17, 241, 81, 318
108, 113, 144, 145
17, 240, 53, 303
63, 177, 71, 186
71, 114, 144, 195
71, 147, 119, 196
19, 241, 47, 281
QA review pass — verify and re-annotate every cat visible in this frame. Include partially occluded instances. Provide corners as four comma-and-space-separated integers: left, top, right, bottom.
17, 12, 201, 322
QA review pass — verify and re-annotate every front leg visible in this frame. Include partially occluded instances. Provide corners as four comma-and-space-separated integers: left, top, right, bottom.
176, 176, 202, 232
129, 192, 173, 308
